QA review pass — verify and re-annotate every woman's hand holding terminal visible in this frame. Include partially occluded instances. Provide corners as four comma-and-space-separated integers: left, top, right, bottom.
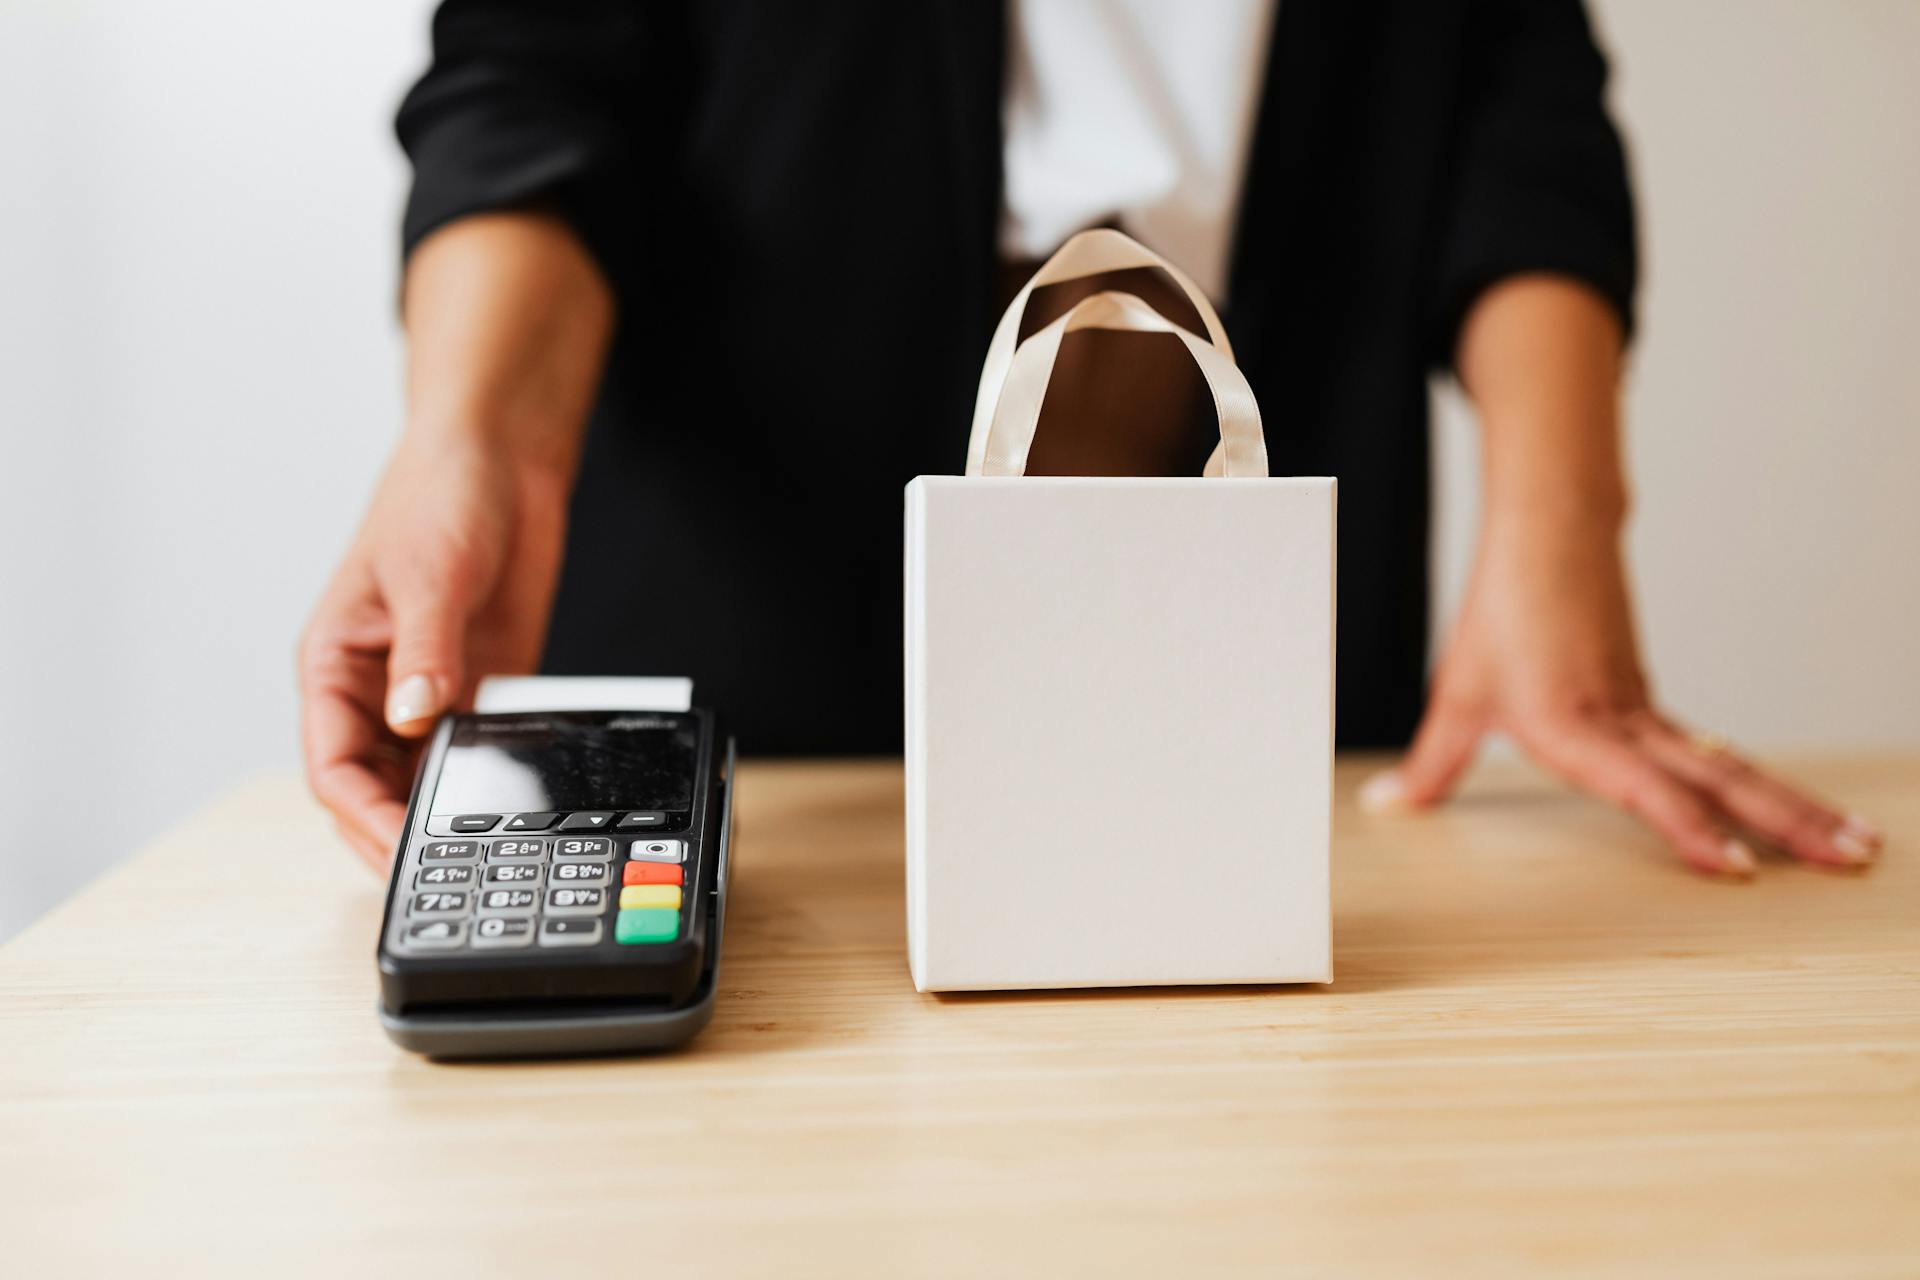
299, 214, 613, 871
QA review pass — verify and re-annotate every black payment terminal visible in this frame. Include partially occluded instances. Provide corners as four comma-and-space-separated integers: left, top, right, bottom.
376, 709, 734, 1058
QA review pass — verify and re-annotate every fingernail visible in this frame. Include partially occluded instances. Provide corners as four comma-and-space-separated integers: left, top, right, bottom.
1832, 829, 1878, 865
1358, 770, 1410, 814
1721, 839, 1758, 875
1841, 813, 1884, 849
386, 673, 439, 728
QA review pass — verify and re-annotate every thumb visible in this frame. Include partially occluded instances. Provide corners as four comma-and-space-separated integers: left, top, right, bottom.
383, 577, 472, 738
1361, 693, 1484, 813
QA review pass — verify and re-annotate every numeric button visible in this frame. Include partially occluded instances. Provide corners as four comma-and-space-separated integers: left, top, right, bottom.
488, 838, 546, 860
409, 890, 471, 917
544, 886, 607, 916
472, 917, 534, 949
415, 864, 474, 887
550, 861, 610, 887
421, 841, 482, 863
478, 888, 539, 915
552, 836, 612, 860
483, 863, 542, 886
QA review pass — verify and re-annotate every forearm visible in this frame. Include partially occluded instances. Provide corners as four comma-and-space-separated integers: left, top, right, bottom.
1450, 273, 1645, 710
1455, 274, 1629, 537
401, 211, 615, 481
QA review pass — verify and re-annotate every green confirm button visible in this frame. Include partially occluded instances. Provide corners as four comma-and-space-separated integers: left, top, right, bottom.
615, 908, 679, 945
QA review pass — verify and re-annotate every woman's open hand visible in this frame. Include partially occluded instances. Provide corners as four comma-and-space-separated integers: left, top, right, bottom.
1360, 503, 1884, 876
1361, 274, 1883, 876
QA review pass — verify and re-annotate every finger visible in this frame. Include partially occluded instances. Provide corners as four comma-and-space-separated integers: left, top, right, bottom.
300, 606, 410, 863
314, 755, 406, 861
305, 687, 408, 862
1518, 718, 1756, 877
380, 572, 475, 738
1632, 715, 1880, 868
334, 814, 394, 877
1377, 693, 1486, 810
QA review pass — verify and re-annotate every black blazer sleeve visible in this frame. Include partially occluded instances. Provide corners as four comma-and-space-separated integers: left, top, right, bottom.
1428, 0, 1639, 362
395, 0, 647, 276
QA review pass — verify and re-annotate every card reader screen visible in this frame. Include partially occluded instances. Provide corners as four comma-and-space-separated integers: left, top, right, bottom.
430, 713, 698, 815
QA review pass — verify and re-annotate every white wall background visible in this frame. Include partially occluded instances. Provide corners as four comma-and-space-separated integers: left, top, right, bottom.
2, 0, 1916, 942
0, 0, 425, 939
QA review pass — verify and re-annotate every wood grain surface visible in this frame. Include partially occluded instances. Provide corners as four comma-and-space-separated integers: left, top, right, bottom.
2, 756, 1915, 1277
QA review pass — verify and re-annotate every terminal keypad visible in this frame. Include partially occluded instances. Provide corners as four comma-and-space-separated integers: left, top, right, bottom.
393, 819, 688, 955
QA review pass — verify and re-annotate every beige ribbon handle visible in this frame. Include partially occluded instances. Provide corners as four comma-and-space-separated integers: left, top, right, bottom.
967, 227, 1237, 477
978, 290, 1269, 479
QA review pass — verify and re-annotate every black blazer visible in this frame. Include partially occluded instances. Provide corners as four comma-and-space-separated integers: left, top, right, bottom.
397, 0, 1636, 754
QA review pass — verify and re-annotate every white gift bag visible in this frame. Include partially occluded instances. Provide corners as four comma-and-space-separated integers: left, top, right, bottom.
904, 229, 1335, 992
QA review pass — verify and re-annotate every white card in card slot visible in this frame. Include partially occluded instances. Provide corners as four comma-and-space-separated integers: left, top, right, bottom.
473, 676, 693, 714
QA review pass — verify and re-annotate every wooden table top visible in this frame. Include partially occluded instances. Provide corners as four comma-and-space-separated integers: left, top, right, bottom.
2, 756, 1915, 1277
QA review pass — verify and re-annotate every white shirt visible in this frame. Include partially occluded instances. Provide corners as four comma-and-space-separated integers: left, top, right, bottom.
1000, 0, 1279, 304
